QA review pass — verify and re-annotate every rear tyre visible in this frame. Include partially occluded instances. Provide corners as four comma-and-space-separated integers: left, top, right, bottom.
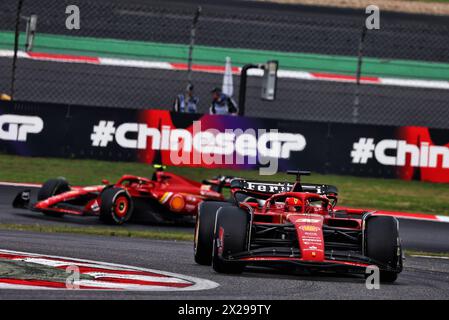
365, 216, 402, 283
37, 178, 70, 217
212, 206, 250, 274
99, 188, 133, 225
194, 201, 233, 265
230, 192, 253, 205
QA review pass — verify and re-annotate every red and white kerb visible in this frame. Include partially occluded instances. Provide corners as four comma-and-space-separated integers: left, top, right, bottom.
0, 249, 218, 291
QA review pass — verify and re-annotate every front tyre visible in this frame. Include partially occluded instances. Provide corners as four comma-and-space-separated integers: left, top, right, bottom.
212, 206, 250, 274
38, 178, 70, 217
99, 188, 133, 225
194, 201, 233, 265
365, 216, 402, 283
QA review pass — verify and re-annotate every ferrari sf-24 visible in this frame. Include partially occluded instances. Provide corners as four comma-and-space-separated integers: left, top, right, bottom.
13, 166, 231, 225
194, 171, 402, 282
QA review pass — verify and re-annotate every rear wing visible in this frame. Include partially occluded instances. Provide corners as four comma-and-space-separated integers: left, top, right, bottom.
230, 179, 338, 198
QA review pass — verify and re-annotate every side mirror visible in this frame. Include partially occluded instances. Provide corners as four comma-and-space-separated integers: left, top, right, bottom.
102, 179, 110, 185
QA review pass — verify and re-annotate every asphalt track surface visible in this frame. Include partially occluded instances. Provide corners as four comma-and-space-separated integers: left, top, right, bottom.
1, 185, 449, 299
2, 185, 449, 253
1, 58, 448, 129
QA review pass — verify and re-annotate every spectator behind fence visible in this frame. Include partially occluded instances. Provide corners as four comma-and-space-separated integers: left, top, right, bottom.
173, 84, 199, 113
209, 87, 238, 115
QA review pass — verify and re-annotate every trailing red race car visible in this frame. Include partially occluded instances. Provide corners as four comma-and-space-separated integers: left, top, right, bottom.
194, 171, 403, 282
12, 165, 227, 225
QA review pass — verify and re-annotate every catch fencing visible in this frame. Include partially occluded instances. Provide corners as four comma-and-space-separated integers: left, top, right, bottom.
0, 0, 448, 128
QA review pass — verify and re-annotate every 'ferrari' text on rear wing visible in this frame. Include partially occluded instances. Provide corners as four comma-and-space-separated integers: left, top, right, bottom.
230, 179, 338, 196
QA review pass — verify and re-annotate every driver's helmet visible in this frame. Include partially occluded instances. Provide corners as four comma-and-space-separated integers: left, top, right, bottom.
285, 197, 303, 212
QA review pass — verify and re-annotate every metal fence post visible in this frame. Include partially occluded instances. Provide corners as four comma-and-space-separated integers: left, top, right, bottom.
353, 25, 367, 124
187, 6, 201, 86
10, 0, 25, 101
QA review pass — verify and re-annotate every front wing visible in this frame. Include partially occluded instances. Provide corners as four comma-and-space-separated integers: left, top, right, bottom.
12, 189, 93, 216
221, 248, 402, 274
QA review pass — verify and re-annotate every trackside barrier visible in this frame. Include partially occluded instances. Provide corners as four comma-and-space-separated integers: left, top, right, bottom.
0, 100, 448, 183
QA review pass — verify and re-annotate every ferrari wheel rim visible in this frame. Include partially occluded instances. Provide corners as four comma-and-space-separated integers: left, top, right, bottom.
114, 196, 129, 218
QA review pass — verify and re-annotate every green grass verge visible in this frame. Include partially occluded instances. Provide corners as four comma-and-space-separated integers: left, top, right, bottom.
0, 223, 193, 241
404, 250, 449, 258
0, 154, 448, 216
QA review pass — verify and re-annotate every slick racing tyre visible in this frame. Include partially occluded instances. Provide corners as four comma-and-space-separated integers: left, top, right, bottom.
230, 192, 261, 206
212, 206, 250, 274
100, 188, 133, 225
38, 178, 70, 217
365, 216, 402, 283
194, 201, 233, 266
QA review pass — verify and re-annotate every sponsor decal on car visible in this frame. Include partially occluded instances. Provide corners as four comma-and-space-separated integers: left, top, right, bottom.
296, 218, 321, 224
90, 200, 99, 212
159, 192, 173, 204
244, 181, 294, 193
298, 225, 320, 232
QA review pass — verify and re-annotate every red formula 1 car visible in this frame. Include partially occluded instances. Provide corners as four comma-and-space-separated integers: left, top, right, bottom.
194, 171, 403, 282
13, 166, 226, 225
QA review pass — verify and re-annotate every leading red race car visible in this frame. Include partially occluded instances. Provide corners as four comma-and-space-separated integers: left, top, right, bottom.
194, 170, 403, 282
12, 165, 227, 225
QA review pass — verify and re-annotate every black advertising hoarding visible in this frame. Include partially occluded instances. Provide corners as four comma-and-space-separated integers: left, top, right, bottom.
328, 122, 399, 178
0, 100, 447, 183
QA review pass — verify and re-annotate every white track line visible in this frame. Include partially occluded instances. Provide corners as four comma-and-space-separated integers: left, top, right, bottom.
0, 181, 42, 188
409, 255, 449, 260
